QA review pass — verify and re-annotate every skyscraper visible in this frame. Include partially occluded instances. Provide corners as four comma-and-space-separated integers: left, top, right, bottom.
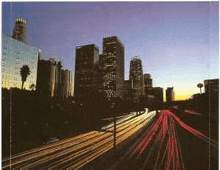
74, 44, 99, 98
36, 58, 73, 99
2, 35, 39, 90
12, 18, 27, 43
98, 54, 105, 93
152, 87, 163, 103
61, 69, 73, 99
100, 36, 124, 99
36, 58, 57, 97
204, 79, 219, 94
143, 73, 153, 95
166, 87, 175, 102
204, 79, 219, 118
122, 80, 130, 100
143, 74, 152, 88
129, 55, 144, 99
55, 61, 63, 98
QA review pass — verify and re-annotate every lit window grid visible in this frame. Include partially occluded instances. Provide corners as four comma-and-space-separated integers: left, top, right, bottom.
2, 35, 38, 90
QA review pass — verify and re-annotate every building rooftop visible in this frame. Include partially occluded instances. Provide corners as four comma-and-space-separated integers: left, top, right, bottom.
131, 55, 141, 61
103, 36, 124, 47
76, 44, 99, 50
16, 18, 27, 24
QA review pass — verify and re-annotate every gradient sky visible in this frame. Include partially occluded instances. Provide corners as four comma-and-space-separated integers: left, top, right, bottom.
2, 2, 219, 100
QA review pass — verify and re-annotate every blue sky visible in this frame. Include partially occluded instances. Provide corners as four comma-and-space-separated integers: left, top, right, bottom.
2, 2, 219, 100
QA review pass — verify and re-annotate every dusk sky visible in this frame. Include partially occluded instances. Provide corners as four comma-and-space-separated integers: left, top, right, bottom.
2, 2, 219, 100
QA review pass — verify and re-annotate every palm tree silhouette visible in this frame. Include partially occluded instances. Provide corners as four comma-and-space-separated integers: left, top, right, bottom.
20, 65, 31, 90
197, 83, 203, 94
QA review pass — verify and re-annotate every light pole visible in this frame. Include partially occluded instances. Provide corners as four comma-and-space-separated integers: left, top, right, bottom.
111, 102, 116, 150
80, 103, 83, 116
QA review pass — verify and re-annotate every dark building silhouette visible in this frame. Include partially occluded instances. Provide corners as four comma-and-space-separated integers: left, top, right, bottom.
74, 44, 99, 98
98, 54, 105, 93
152, 87, 163, 103
204, 79, 219, 94
192, 93, 201, 100
12, 18, 27, 43
36, 59, 57, 97
56, 61, 63, 98
204, 79, 219, 118
129, 56, 144, 100
37, 59, 73, 98
143, 74, 152, 88
122, 80, 130, 100
145, 87, 163, 104
143, 73, 152, 95
100, 36, 124, 99
166, 87, 175, 102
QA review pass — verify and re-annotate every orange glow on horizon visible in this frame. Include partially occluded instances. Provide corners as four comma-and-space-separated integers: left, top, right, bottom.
174, 94, 192, 101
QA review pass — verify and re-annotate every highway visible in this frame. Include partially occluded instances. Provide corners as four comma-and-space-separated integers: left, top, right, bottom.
85, 108, 218, 170
2, 109, 156, 170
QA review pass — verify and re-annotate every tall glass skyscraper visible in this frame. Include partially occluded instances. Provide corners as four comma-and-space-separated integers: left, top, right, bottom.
2, 35, 39, 90
129, 55, 144, 99
74, 44, 99, 98
100, 36, 124, 99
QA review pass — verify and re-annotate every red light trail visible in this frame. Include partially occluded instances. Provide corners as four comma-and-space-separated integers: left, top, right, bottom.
184, 109, 201, 115
130, 109, 218, 170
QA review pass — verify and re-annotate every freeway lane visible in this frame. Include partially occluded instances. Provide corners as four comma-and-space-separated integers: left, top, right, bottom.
99, 109, 218, 170
2, 109, 156, 169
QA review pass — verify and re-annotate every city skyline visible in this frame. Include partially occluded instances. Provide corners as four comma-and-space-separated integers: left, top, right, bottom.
2, 2, 219, 100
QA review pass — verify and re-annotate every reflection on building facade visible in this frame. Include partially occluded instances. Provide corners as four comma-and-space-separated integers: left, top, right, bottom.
2, 35, 39, 90
74, 44, 99, 98
100, 36, 124, 99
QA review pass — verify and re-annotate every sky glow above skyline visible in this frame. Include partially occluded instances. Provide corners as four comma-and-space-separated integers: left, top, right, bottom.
2, 2, 219, 100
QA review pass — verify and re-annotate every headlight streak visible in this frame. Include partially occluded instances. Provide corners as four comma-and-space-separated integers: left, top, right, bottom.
3, 110, 156, 169
3, 131, 96, 162
109, 113, 158, 170
107, 114, 146, 132
63, 112, 156, 169
19, 132, 111, 169
102, 113, 137, 130
2, 131, 98, 168
3, 131, 102, 169
65, 112, 156, 170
